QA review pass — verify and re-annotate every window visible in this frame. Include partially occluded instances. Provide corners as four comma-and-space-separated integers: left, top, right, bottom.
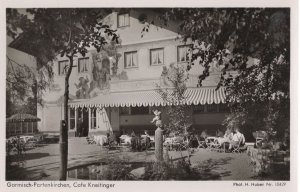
131, 106, 150, 115
150, 48, 164, 65
118, 13, 130, 27
193, 104, 205, 114
120, 107, 130, 115
58, 60, 69, 75
78, 57, 89, 73
219, 103, 230, 113
22, 122, 27, 134
206, 104, 218, 113
70, 108, 75, 130
177, 45, 191, 63
91, 109, 97, 129
16, 124, 21, 134
124, 51, 138, 68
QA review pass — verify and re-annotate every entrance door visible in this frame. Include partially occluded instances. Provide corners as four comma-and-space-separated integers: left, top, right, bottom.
82, 110, 89, 137
76, 108, 89, 137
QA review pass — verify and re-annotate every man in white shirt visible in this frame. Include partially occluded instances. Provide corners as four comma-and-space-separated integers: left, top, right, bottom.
230, 128, 245, 150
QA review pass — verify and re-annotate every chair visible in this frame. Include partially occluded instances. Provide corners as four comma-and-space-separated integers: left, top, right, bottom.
205, 137, 217, 150
253, 131, 268, 148
231, 140, 241, 153
196, 135, 206, 149
210, 140, 222, 152
231, 139, 247, 153
86, 136, 96, 144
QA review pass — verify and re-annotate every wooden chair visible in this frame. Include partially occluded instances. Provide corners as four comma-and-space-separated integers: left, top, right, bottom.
196, 135, 206, 149
86, 136, 96, 144
231, 140, 247, 153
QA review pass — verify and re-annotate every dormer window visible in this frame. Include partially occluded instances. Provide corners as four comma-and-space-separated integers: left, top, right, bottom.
118, 13, 130, 27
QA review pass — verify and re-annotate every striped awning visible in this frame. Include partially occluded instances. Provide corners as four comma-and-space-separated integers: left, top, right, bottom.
69, 87, 226, 108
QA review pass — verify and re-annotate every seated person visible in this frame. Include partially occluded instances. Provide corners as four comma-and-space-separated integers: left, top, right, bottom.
229, 128, 245, 150
216, 129, 224, 137
188, 134, 199, 148
200, 130, 208, 140
224, 128, 233, 141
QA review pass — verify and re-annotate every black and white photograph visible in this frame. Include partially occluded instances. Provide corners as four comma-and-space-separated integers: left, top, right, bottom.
2, 0, 298, 191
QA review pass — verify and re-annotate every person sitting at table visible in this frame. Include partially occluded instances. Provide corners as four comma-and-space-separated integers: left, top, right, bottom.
200, 129, 208, 139
215, 128, 229, 146
229, 128, 245, 150
224, 128, 233, 141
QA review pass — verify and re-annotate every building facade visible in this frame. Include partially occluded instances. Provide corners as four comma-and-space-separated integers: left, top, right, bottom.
38, 9, 229, 137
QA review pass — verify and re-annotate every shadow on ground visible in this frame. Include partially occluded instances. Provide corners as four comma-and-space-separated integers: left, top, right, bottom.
194, 157, 233, 180
6, 164, 50, 181
9, 153, 50, 162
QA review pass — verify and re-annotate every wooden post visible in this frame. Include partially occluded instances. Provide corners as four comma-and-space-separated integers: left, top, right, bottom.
68, 107, 70, 131
155, 127, 163, 162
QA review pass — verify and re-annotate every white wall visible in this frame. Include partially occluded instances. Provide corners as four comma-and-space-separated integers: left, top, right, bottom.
41, 104, 63, 132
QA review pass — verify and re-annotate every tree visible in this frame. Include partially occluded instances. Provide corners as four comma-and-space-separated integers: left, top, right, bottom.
158, 63, 193, 162
6, 55, 42, 117
156, 8, 290, 141
158, 64, 192, 137
7, 8, 119, 180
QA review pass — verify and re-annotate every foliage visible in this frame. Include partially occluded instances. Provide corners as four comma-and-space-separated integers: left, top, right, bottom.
158, 64, 192, 136
7, 8, 119, 102
7, 8, 119, 180
97, 158, 200, 180
99, 160, 134, 180
143, 158, 200, 180
6, 56, 41, 116
156, 8, 290, 139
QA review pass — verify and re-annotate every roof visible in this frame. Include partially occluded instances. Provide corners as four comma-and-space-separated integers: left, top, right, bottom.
69, 87, 226, 108
7, 113, 41, 122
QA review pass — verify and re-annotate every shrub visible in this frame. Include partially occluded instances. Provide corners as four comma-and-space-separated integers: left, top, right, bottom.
99, 160, 134, 180
143, 159, 200, 180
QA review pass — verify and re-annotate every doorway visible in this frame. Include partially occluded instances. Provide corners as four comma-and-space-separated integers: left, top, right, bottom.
76, 108, 89, 137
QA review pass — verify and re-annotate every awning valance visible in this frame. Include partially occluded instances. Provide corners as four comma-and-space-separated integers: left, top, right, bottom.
69, 87, 226, 108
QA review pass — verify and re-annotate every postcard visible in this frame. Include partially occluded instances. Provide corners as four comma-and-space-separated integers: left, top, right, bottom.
1, 0, 298, 192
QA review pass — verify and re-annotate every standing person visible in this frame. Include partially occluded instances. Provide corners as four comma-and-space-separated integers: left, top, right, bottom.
144, 130, 151, 150
130, 131, 136, 150
16, 136, 25, 162
77, 118, 83, 137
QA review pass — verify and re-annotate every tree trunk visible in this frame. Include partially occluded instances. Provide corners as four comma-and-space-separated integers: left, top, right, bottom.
59, 56, 73, 180
32, 78, 38, 116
